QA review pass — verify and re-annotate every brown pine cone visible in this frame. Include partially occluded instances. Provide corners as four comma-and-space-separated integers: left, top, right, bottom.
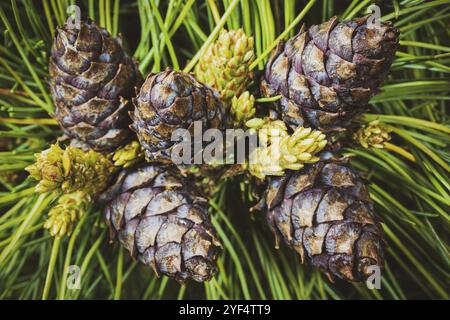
49, 20, 142, 152
261, 16, 399, 132
100, 165, 222, 283
131, 68, 225, 163
263, 159, 385, 282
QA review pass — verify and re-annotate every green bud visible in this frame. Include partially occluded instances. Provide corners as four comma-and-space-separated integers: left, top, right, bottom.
113, 141, 145, 168
231, 92, 256, 127
44, 191, 90, 238
245, 118, 266, 129
353, 120, 392, 149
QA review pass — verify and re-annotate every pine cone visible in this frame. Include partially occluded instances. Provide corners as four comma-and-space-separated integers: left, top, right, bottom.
261, 16, 399, 131
100, 165, 222, 283
131, 68, 224, 163
49, 20, 142, 152
195, 29, 255, 105
263, 160, 385, 282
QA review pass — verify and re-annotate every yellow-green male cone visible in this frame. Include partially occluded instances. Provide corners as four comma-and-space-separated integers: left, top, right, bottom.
44, 191, 89, 237
113, 141, 145, 168
246, 117, 289, 147
246, 120, 327, 179
231, 91, 256, 127
353, 120, 392, 149
195, 29, 255, 105
26, 144, 116, 196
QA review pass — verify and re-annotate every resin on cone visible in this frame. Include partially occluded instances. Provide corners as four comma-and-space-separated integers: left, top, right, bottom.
261, 16, 399, 132
49, 20, 142, 152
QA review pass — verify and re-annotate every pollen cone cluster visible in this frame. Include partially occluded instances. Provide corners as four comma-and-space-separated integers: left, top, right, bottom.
353, 120, 392, 149
113, 140, 145, 168
231, 91, 256, 127
195, 29, 255, 105
100, 165, 222, 283
247, 121, 327, 179
261, 16, 399, 131
26, 144, 116, 196
44, 191, 90, 237
49, 20, 142, 152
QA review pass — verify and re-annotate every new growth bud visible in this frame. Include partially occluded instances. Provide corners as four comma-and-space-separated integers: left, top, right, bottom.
353, 120, 392, 149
